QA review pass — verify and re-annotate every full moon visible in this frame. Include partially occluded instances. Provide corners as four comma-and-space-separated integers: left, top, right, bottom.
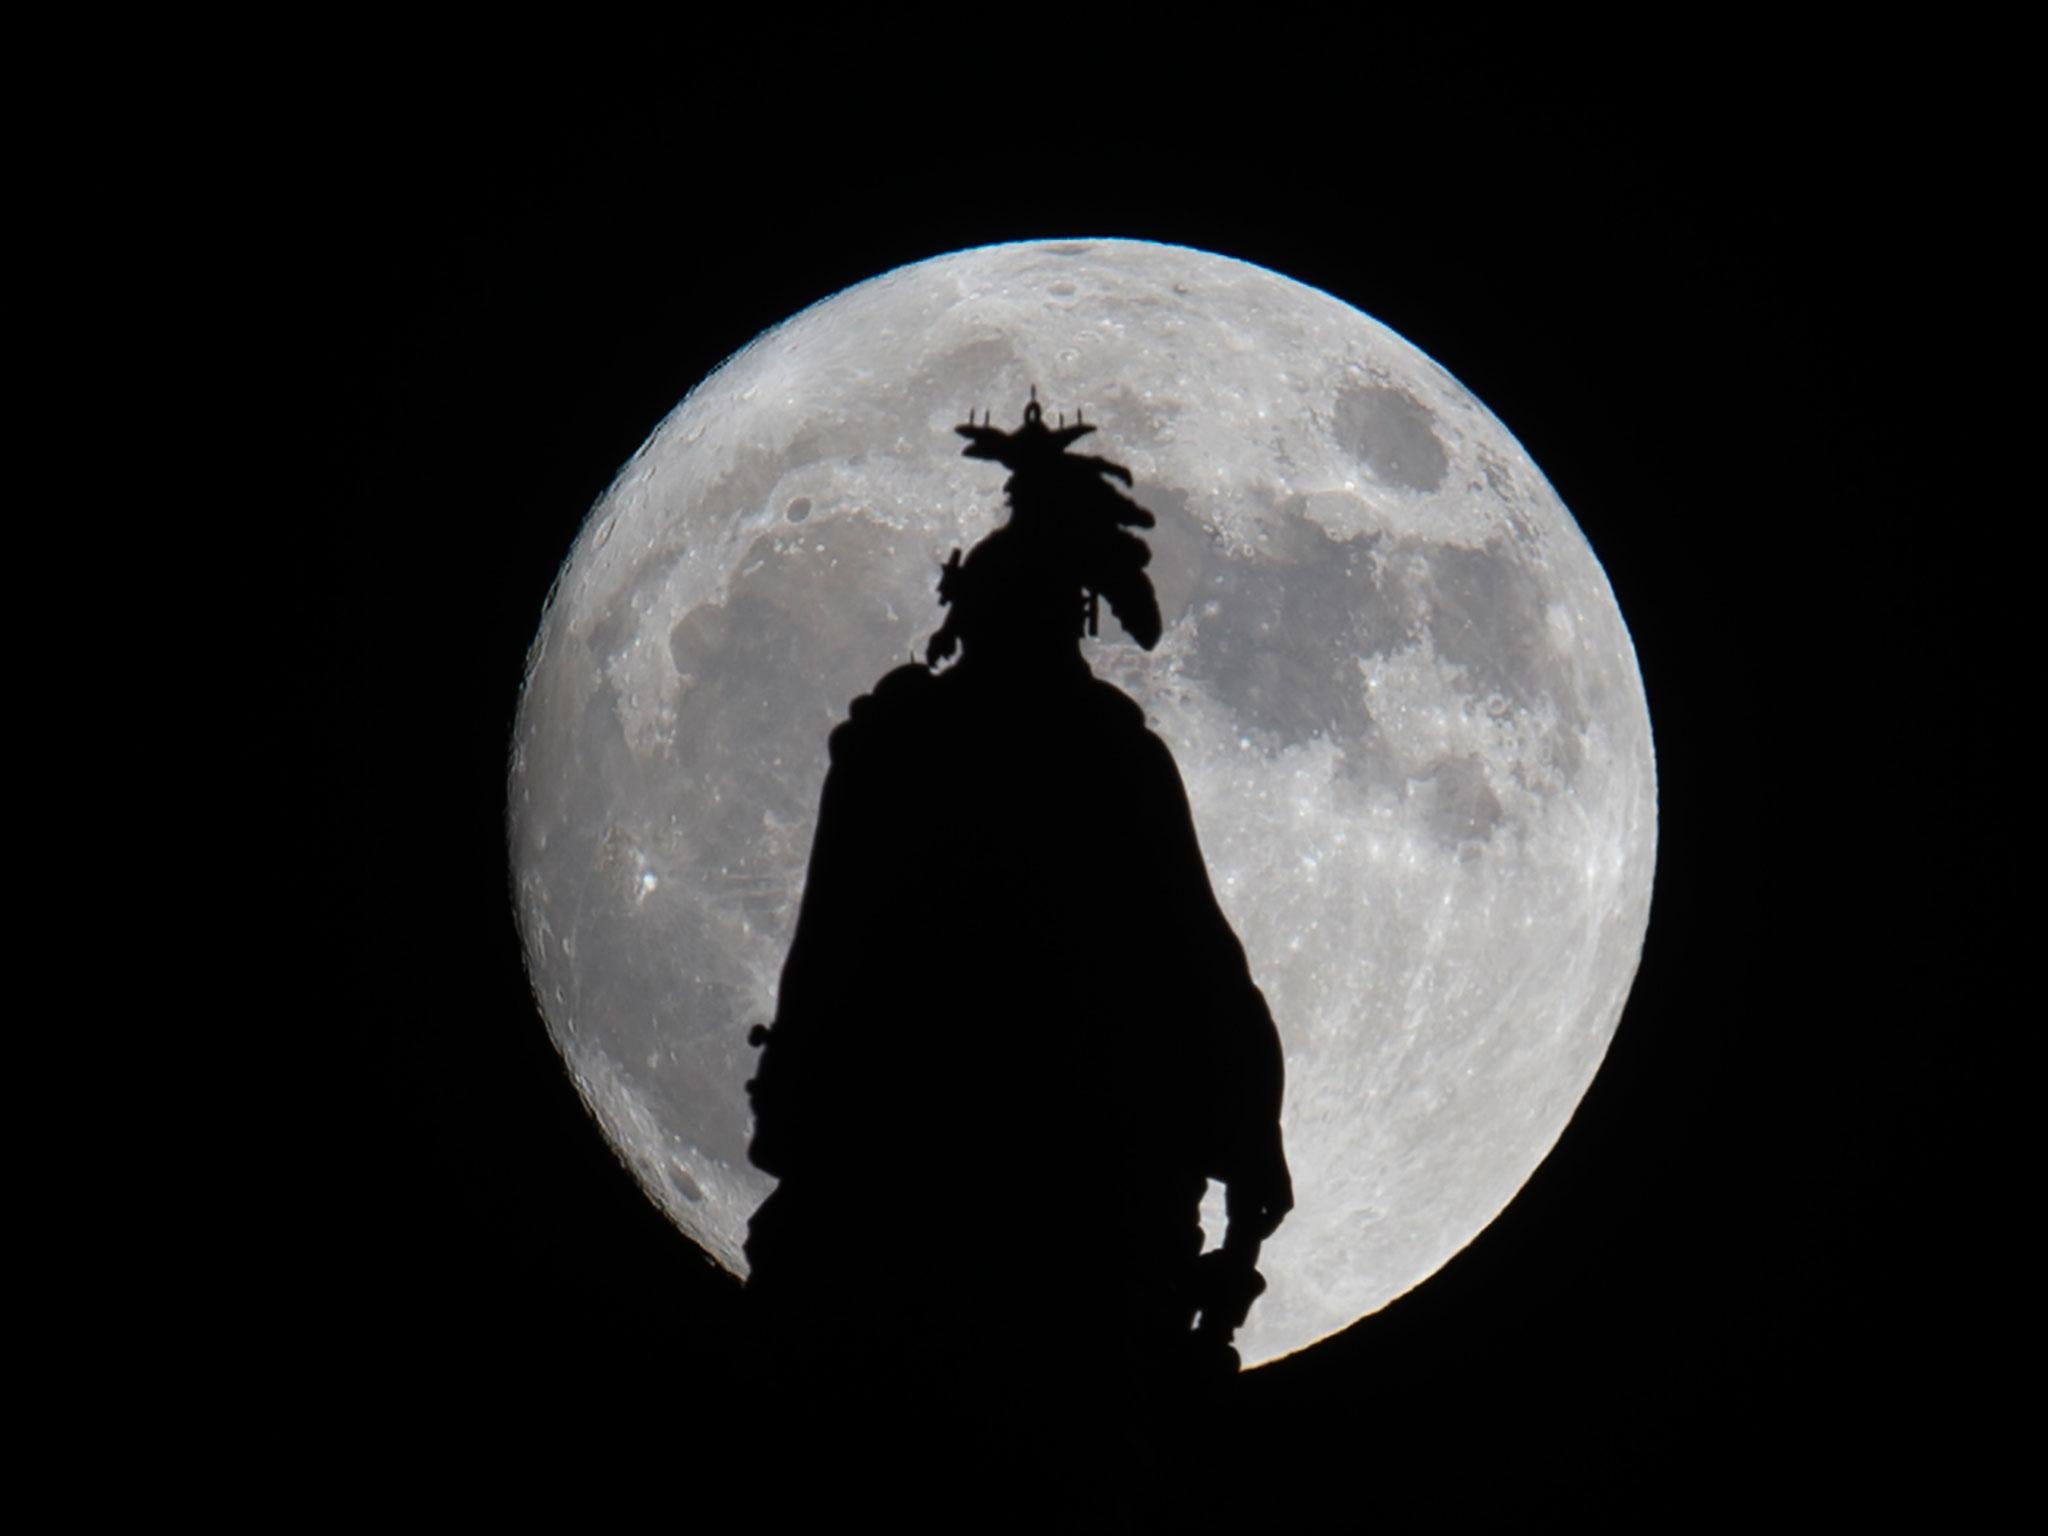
509, 239, 1656, 1367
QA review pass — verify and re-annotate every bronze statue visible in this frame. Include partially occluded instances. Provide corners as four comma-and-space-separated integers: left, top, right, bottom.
744, 395, 1291, 1394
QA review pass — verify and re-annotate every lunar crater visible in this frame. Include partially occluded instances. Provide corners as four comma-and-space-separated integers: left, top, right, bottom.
1334, 382, 1450, 493
1412, 753, 1509, 853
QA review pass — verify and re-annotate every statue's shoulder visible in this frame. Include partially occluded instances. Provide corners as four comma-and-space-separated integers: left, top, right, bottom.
1075, 677, 1193, 801
862, 662, 939, 713
829, 663, 939, 761
1079, 673, 1150, 735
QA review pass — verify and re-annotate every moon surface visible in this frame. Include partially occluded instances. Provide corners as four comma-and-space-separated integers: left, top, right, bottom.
508, 239, 1655, 1366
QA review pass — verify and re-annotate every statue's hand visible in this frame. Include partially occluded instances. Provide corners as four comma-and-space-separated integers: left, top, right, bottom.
1226, 1154, 1294, 1244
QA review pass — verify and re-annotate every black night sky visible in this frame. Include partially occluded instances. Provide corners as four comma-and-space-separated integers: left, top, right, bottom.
247, 33, 1986, 1521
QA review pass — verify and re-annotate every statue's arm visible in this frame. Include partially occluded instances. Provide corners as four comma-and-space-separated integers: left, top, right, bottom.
744, 715, 875, 1176
1139, 730, 1294, 1241
747, 669, 932, 1178
1217, 978, 1293, 1243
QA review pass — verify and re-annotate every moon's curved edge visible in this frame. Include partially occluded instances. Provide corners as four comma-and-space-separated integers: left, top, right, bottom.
506, 237, 1661, 1366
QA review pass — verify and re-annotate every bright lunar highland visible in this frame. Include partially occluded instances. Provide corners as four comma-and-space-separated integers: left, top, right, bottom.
509, 240, 1656, 1366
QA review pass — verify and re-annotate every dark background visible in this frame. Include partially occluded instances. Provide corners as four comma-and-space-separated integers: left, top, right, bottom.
245, 32, 1985, 1520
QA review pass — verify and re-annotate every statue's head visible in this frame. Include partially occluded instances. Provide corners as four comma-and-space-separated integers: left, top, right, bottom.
930, 396, 1162, 669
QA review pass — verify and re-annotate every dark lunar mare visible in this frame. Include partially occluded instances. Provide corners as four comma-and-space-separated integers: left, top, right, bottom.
739, 400, 1290, 1491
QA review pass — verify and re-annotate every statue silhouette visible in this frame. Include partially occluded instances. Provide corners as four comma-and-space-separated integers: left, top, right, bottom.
741, 396, 1291, 1447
